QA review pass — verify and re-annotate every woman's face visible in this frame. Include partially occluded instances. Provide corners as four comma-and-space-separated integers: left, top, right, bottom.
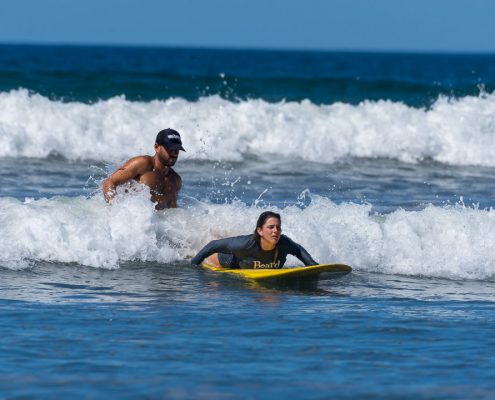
257, 217, 281, 248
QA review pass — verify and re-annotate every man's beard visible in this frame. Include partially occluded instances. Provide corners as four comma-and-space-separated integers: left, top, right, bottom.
159, 154, 175, 166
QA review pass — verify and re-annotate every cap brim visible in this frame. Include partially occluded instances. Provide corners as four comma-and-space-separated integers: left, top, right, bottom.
166, 144, 185, 152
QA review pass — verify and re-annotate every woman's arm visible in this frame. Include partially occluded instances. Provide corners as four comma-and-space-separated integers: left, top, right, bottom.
285, 237, 318, 266
190, 238, 233, 265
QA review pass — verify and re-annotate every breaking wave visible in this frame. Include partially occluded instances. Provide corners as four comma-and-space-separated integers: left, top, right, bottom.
1, 89, 495, 166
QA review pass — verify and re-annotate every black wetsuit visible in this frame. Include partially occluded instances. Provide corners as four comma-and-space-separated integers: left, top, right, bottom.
191, 234, 317, 269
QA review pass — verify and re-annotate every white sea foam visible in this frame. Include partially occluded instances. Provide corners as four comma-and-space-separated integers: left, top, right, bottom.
1, 89, 495, 166
1, 192, 494, 281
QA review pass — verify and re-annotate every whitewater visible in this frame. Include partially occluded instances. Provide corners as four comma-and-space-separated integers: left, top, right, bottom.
2, 89, 495, 281
2, 89, 495, 166
0, 190, 493, 281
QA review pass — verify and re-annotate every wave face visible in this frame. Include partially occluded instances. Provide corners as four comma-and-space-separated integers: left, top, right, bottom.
1, 89, 495, 166
1, 193, 494, 281
3, 45, 495, 106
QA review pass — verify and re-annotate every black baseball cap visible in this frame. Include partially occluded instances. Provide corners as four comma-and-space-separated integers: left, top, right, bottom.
156, 128, 185, 151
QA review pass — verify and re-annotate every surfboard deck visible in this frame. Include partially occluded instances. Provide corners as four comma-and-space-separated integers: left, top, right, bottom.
201, 263, 352, 282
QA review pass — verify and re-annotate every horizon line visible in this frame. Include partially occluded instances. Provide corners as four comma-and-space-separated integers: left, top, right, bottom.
1, 40, 495, 56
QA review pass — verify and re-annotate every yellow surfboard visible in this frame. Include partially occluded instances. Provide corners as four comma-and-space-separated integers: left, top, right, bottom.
201, 263, 352, 282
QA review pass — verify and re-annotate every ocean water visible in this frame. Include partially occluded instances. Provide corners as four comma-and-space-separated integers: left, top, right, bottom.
1, 44, 495, 399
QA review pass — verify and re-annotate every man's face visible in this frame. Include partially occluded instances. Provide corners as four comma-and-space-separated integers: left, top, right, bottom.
155, 144, 179, 167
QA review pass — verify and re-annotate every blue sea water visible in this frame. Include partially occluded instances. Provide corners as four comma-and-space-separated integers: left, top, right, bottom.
1, 44, 495, 399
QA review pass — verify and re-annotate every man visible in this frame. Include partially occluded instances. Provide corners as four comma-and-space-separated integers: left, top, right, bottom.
102, 128, 185, 209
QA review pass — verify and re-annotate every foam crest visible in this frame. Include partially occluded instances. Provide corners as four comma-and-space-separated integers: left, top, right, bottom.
1, 193, 494, 280
2, 89, 495, 166
0, 89, 495, 166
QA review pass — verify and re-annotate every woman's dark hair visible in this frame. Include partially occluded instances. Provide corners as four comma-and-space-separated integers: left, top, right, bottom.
253, 211, 281, 242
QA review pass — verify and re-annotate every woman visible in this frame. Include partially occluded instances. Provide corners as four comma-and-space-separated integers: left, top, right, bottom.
191, 211, 317, 269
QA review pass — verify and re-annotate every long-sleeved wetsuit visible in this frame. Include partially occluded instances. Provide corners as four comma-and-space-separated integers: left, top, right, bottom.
191, 234, 317, 269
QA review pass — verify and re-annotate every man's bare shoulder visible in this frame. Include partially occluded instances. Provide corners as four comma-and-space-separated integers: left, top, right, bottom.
119, 155, 154, 173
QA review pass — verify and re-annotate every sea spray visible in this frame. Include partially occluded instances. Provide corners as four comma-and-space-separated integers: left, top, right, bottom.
1, 193, 494, 280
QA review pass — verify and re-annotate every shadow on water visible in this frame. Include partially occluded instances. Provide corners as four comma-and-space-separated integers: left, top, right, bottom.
0, 261, 351, 305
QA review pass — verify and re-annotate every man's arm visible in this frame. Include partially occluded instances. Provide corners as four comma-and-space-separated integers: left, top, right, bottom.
102, 156, 152, 203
